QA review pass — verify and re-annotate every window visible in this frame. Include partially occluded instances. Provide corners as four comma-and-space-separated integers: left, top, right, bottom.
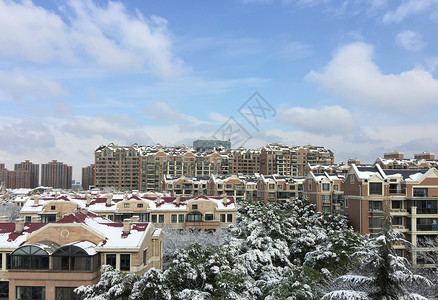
167, 184, 172, 189
151, 215, 157, 223
321, 195, 330, 203
369, 183, 382, 195
205, 214, 214, 221
187, 211, 202, 222
51, 205, 56, 210
178, 214, 185, 223
171, 214, 177, 223
369, 201, 383, 211
322, 206, 331, 213
55, 287, 82, 300
392, 201, 402, 209
25, 216, 31, 223
369, 217, 383, 229
308, 182, 312, 191
158, 215, 164, 223
11, 246, 49, 270
52, 245, 95, 271
333, 184, 339, 191
192, 204, 198, 210
143, 249, 147, 264
16, 286, 45, 300
350, 175, 355, 184
218, 184, 223, 189
120, 254, 130, 271
345, 199, 349, 208
413, 188, 428, 197
227, 214, 233, 222
106, 254, 116, 268
269, 184, 275, 190
124, 203, 130, 208
226, 184, 232, 189
322, 183, 330, 191
137, 203, 143, 208
220, 214, 226, 222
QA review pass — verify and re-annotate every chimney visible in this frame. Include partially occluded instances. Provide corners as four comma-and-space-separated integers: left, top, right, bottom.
31, 215, 41, 223
106, 195, 112, 206
0, 216, 9, 222
131, 215, 140, 222
33, 197, 39, 206
123, 218, 131, 234
175, 195, 180, 205
86, 195, 91, 206
15, 218, 25, 234
223, 194, 228, 204
156, 195, 161, 205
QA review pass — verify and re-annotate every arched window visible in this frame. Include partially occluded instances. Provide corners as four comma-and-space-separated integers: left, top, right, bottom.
187, 211, 202, 222
11, 245, 51, 269
52, 242, 99, 271
104, 149, 111, 156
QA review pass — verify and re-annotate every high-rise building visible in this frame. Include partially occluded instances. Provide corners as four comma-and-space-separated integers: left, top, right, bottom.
41, 160, 72, 189
0, 165, 31, 189
260, 143, 334, 176
14, 160, 39, 188
94, 143, 334, 192
81, 164, 95, 190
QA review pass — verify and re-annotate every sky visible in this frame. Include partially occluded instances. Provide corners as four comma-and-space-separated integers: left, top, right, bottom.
1, 0, 438, 181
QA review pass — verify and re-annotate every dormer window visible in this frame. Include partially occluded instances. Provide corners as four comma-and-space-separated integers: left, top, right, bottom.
192, 204, 198, 210
51, 206, 56, 210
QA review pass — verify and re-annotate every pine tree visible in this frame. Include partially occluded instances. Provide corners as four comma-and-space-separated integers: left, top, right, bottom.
322, 211, 432, 300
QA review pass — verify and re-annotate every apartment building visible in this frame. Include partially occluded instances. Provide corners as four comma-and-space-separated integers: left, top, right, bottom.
337, 164, 438, 267
0, 211, 163, 300
256, 174, 304, 203
0, 168, 31, 189
260, 143, 334, 176
41, 160, 72, 189
81, 164, 95, 190
18, 191, 237, 233
93, 143, 334, 192
94, 144, 233, 192
304, 172, 344, 214
14, 161, 39, 188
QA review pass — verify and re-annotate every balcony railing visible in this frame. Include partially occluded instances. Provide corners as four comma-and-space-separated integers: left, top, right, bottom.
417, 208, 438, 214
389, 188, 406, 195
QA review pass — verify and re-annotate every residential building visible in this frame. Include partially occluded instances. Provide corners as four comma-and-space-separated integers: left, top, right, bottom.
260, 143, 334, 176
304, 172, 344, 214
257, 174, 304, 203
94, 143, 334, 192
14, 161, 39, 188
41, 160, 72, 189
0, 168, 31, 189
0, 211, 163, 300
18, 191, 237, 233
82, 164, 95, 190
338, 164, 438, 267
193, 139, 231, 152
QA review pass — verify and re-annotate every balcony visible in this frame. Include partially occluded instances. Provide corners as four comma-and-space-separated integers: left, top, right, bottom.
416, 224, 438, 232
389, 188, 406, 195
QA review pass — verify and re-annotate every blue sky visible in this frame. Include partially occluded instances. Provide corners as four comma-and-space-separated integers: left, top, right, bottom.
1, 0, 438, 180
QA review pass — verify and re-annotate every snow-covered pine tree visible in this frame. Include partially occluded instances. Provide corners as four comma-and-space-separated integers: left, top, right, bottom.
322, 210, 432, 300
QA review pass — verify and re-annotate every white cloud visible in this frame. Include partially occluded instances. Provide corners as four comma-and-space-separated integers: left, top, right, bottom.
395, 30, 425, 51
277, 105, 358, 136
305, 42, 438, 111
0, 0, 184, 77
0, 70, 71, 114
382, 0, 438, 23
